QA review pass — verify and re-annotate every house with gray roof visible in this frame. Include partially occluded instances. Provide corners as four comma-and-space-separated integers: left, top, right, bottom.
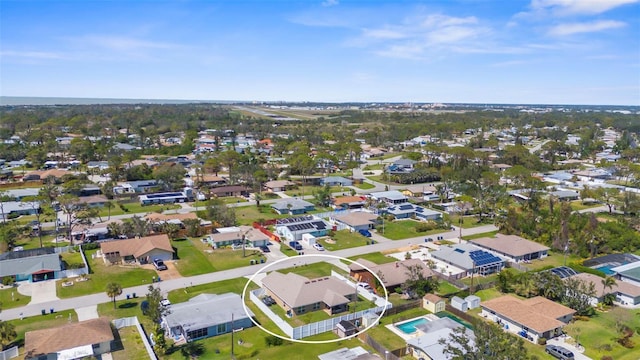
0, 247, 62, 282
549, 190, 579, 201
319, 176, 353, 187
261, 272, 356, 316
469, 233, 549, 263
370, 190, 408, 205
332, 212, 378, 232
0, 201, 40, 220
162, 293, 254, 342
386, 159, 416, 174
384, 203, 442, 220
271, 198, 315, 215
431, 243, 505, 278
3, 188, 40, 201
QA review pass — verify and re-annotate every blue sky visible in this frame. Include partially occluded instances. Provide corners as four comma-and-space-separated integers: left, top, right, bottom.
1, 0, 639, 105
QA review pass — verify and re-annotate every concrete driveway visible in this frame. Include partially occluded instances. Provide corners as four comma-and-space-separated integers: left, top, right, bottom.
18, 280, 59, 305
547, 337, 592, 360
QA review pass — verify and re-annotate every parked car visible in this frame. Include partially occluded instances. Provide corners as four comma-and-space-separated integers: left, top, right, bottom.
313, 243, 325, 251
260, 245, 270, 253
288, 241, 303, 250
262, 295, 276, 306
545, 345, 574, 360
160, 299, 171, 307
357, 282, 374, 293
358, 229, 372, 237
153, 258, 168, 271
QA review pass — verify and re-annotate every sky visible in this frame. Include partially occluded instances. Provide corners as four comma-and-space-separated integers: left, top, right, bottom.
1, 0, 639, 105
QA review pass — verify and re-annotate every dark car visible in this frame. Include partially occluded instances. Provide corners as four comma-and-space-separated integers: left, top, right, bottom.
358, 229, 372, 237
153, 258, 168, 271
262, 295, 276, 306
545, 345, 574, 360
260, 245, 270, 253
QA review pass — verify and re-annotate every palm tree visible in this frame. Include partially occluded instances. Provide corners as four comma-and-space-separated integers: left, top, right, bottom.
0, 321, 17, 350
105, 201, 115, 221
106, 282, 123, 309
601, 276, 616, 298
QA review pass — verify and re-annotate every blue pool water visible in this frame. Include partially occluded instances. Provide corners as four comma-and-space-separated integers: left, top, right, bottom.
595, 265, 615, 275
396, 317, 430, 334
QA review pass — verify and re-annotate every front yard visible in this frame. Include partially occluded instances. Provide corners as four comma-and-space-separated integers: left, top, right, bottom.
379, 219, 447, 240
172, 237, 266, 277
319, 230, 371, 251
56, 249, 157, 298
0, 286, 30, 309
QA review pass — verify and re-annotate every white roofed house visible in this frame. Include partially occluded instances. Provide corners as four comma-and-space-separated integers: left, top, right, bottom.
162, 293, 254, 343
431, 243, 505, 279
275, 216, 332, 242
332, 212, 378, 233
271, 198, 315, 215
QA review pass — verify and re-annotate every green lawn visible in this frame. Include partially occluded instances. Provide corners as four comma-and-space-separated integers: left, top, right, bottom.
0, 286, 31, 309
60, 249, 85, 268
57, 249, 158, 298
354, 182, 375, 190
569, 200, 601, 211
235, 205, 287, 225
167, 278, 258, 304
97, 202, 180, 218
173, 238, 266, 276
379, 220, 447, 240
15, 234, 70, 249
449, 215, 493, 229
564, 307, 640, 360
348, 251, 397, 265
112, 326, 151, 360
473, 288, 505, 301
7, 311, 79, 353
321, 230, 371, 251
278, 262, 340, 279
523, 252, 582, 271
436, 281, 461, 296
461, 230, 499, 241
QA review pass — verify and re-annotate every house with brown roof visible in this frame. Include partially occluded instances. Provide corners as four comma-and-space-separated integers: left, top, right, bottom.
469, 234, 549, 263
208, 185, 251, 197
568, 272, 640, 306
22, 169, 71, 183
480, 295, 575, 343
349, 258, 435, 293
264, 180, 296, 192
24, 317, 115, 360
332, 196, 367, 210
261, 272, 356, 316
100, 234, 174, 265
197, 174, 227, 187
332, 212, 378, 233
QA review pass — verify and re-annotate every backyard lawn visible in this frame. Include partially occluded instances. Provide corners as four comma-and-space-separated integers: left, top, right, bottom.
436, 281, 461, 296
172, 238, 266, 276
56, 249, 157, 298
320, 230, 371, 251
235, 205, 287, 225
348, 251, 397, 265
461, 230, 499, 241
167, 278, 258, 304
354, 182, 375, 190
96, 202, 180, 218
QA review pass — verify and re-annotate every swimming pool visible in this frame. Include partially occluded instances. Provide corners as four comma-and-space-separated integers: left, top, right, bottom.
395, 317, 430, 334
595, 265, 615, 275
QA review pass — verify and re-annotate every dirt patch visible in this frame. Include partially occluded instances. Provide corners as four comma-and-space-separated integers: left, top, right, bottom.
140, 262, 182, 280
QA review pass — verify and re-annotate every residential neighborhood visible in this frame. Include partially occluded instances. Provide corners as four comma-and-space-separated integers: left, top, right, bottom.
0, 101, 639, 360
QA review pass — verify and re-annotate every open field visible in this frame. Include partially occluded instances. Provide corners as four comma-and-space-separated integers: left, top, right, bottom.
172, 237, 266, 276
320, 230, 371, 251
379, 220, 448, 240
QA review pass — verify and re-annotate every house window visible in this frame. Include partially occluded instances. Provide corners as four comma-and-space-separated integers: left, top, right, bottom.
312, 302, 320, 310
297, 306, 306, 314
187, 328, 208, 339
217, 323, 227, 334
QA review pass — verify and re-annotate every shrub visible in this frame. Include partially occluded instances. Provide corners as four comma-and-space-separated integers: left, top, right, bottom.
617, 337, 635, 349
537, 337, 547, 345
265, 335, 284, 347
1, 277, 14, 286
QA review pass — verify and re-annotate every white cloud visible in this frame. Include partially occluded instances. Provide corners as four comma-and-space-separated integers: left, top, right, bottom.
0, 50, 65, 60
548, 20, 626, 35
321, 0, 339, 7
530, 0, 639, 15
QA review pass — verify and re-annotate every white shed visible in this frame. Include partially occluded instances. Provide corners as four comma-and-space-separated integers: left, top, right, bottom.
451, 296, 468, 312
465, 295, 481, 309
301, 233, 317, 247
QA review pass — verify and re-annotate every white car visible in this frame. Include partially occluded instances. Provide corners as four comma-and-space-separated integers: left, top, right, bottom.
357, 282, 374, 292
160, 299, 171, 307
313, 243, 325, 251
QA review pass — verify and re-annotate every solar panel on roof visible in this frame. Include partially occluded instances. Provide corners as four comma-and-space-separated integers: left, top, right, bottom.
399, 204, 413, 210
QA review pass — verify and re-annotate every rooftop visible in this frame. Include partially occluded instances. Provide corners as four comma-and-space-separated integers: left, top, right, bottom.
25, 318, 114, 358
481, 296, 574, 334
469, 234, 549, 257
164, 293, 254, 332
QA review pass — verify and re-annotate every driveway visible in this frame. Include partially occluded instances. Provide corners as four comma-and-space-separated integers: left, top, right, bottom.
547, 337, 592, 360
18, 280, 59, 305
141, 261, 182, 280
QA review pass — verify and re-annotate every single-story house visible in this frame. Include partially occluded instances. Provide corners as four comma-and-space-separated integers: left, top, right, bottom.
332, 196, 366, 210
197, 174, 227, 187
163, 293, 254, 342
386, 159, 416, 174
431, 202, 462, 214
112, 142, 137, 151
319, 176, 353, 187
22, 169, 70, 183
480, 295, 575, 343
423, 293, 446, 313
208, 185, 251, 197
78, 185, 102, 197
114, 180, 158, 194
406, 317, 475, 360
264, 180, 296, 192
318, 347, 380, 360
262, 272, 356, 316
271, 198, 315, 215
615, 263, 640, 287
349, 258, 435, 292
384, 203, 442, 221
431, 244, 505, 278
0, 247, 62, 282
24, 317, 115, 360
369, 190, 408, 205
402, 185, 439, 201
549, 190, 580, 201
568, 272, 640, 306
78, 195, 109, 208
100, 234, 174, 265
206, 226, 270, 249
3, 188, 40, 201
0, 201, 40, 219
469, 234, 549, 263
275, 216, 332, 242
332, 212, 378, 232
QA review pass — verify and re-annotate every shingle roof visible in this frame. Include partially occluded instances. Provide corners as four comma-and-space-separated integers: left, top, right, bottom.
264, 180, 295, 188
99, 234, 174, 258
25, 318, 113, 358
271, 198, 314, 211
262, 272, 354, 308
570, 272, 640, 298
350, 258, 435, 288
333, 212, 378, 227
333, 196, 366, 206
481, 296, 574, 334
470, 234, 549, 258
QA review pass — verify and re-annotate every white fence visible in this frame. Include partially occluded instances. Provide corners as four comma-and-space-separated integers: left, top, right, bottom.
59, 245, 90, 278
0, 346, 18, 360
113, 317, 158, 360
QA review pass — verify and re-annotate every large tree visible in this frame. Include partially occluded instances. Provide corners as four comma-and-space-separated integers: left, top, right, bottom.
106, 282, 123, 309
440, 321, 529, 360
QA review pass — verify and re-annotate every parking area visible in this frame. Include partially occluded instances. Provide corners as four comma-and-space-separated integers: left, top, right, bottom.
140, 261, 182, 280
